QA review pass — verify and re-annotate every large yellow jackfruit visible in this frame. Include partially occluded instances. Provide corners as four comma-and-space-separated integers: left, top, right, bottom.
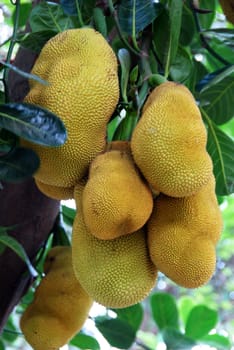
82, 143, 153, 240
21, 28, 119, 188
20, 246, 93, 350
72, 185, 157, 308
131, 82, 213, 197
147, 175, 222, 288
219, 0, 234, 24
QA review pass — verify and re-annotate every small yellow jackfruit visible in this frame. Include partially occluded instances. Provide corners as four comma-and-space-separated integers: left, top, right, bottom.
82, 144, 153, 240
35, 179, 74, 200
219, 0, 234, 24
20, 246, 93, 350
147, 175, 222, 288
131, 82, 213, 197
22, 28, 119, 187
72, 185, 157, 308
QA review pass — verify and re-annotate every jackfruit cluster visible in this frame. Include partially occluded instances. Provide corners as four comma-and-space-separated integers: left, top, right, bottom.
21, 27, 119, 200
20, 246, 93, 350
21, 25, 223, 349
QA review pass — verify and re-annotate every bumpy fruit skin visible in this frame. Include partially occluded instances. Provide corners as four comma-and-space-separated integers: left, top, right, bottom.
35, 179, 74, 200
72, 185, 157, 308
131, 82, 213, 197
21, 28, 119, 187
82, 146, 153, 239
147, 175, 222, 288
20, 246, 93, 350
219, 0, 234, 24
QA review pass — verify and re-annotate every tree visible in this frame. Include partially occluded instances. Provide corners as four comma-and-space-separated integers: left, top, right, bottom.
0, 0, 233, 349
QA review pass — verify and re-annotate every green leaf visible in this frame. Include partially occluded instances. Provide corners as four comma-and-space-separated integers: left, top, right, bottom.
61, 205, 76, 226
93, 7, 107, 38
0, 129, 17, 154
197, 0, 216, 29
199, 67, 234, 124
200, 334, 231, 349
150, 292, 179, 330
70, 332, 100, 350
202, 109, 234, 195
13, 2, 32, 28
153, 0, 183, 77
162, 328, 196, 350
178, 296, 195, 326
185, 305, 218, 340
118, 48, 131, 103
0, 147, 40, 183
169, 46, 193, 83
0, 232, 38, 277
29, 2, 74, 33
0, 339, 4, 350
203, 28, 234, 51
118, 0, 163, 35
113, 110, 138, 141
52, 224, 70, 247
180, 2, 196, 46
107, 116, 123, 142
0, 103, 67, 147
95, 317, 136, 349
112, 303, 143, 332
18, 30, 57, 53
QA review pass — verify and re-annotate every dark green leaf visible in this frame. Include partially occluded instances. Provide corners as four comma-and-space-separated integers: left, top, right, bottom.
113, 110, 138, 141
2, 317, 18, 343
0, 242, 6, 255
150, 292, 179, 330
203, 109, 234, 195
162, 328, 196, 350
199, 67, 234, 124
169, 46, 193, 83
107, 116, 122, 142
0, 232, 38, 277
29, 2, 74, 32
153, 0, 183, 76
180, 2, 196, 46
60, 0, 78, 16
118, 48, 131, 103
118, 0, 163, 35
0, 103, 67, 147
197, 0, 216, 29
201, 334, 231, 349
93, 7, 107, 38
70, 332, 100, 350
0, 339, 4, 349
0, 91, 5, 104
95, 317, 136, 349
18, 31, 57, 53
112, 303, 143, 332
0, 129, 17, 154
61, 205, 76, 226
187, 60, 208, 94
185, 305, 218, 340
0, 147, 40, 183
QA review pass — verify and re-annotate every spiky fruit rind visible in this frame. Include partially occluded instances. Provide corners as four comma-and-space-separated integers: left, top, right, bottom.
147, 176, 222, 288
131, 81, 213, 197
22, 28, 119, 187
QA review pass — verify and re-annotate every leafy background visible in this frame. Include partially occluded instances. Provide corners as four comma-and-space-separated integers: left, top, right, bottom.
0, 0, 234, 349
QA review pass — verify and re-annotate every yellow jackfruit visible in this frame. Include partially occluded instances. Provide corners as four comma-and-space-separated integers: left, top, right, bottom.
147, 175, 222, 288
82, 143, 153, 240
131, 82, 213, 197
219, 0, 234, 24
72, 185, 157, 308
20, 246, 93, 350
35, 179, 74, 200
21, 28, 119, 187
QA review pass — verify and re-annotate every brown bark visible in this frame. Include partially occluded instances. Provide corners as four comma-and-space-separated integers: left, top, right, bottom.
0, 9, 60, 332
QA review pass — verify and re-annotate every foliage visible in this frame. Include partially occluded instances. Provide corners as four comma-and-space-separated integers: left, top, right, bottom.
0, 0, 234, 349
